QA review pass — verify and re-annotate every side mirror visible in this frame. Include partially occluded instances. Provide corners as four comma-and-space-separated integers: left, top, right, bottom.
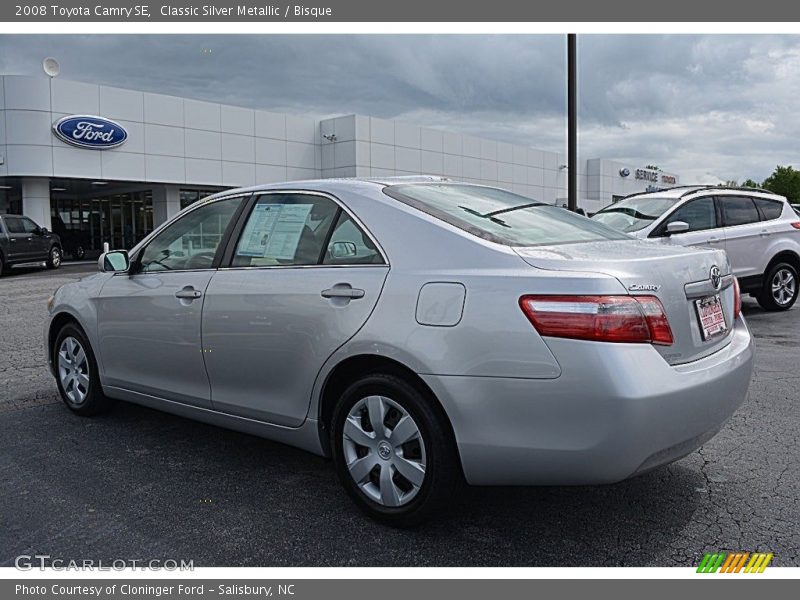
39, 227, 49, 235
98, 250, 130, 273
330, 241, 357, 259
665, 221, 690, 235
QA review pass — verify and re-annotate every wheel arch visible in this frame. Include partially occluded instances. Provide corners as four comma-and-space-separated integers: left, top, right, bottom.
765, 249, 800, 273
317, 353, 459, 460
48, 311, 90, 372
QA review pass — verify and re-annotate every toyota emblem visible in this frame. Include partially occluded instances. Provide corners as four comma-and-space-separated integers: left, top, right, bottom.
710, 266, 722, 290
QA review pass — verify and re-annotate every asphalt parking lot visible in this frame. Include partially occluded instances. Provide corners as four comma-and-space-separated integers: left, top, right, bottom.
0, 264, 798, 567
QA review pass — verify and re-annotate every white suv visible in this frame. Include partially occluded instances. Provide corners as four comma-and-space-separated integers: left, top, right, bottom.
593, 186, 800, 311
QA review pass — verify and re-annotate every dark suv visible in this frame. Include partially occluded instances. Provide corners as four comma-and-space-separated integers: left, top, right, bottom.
0, 215, 63, 276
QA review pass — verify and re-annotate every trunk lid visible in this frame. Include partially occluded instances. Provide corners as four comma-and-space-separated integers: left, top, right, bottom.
514, 239, 735, 365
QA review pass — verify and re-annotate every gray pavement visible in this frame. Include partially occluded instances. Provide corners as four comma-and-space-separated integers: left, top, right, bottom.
0, 263, 97, 413
0, 264, 798, 566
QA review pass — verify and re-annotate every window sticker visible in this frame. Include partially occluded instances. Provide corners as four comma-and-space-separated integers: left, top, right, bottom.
237, 203, 313, 260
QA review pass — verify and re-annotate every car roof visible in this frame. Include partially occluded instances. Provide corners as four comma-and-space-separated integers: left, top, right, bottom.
622, 185, 787, 202
204, 175, 453, 201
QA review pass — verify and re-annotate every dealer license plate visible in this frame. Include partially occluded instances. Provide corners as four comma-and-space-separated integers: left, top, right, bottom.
695, 294, 727, 340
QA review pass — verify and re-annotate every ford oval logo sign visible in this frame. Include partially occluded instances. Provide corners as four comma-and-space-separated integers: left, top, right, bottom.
52, 115, 128, 150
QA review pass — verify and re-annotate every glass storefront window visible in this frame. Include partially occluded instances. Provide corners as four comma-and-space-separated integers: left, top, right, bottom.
50, 183, 155, 258
180, 188, 222, 210
0, 179, 22, 215
5, 179, 225, 261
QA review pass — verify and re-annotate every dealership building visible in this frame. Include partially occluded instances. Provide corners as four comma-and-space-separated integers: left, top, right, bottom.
0, 74, 681, 257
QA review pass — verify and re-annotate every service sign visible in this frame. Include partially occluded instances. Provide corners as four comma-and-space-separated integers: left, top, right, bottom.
52, 115, 128, 149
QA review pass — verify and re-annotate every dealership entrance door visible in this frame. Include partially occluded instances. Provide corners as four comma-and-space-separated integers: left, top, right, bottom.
49, 180, 155, 259
1, 177, 225, 260
47, 179, 225, 260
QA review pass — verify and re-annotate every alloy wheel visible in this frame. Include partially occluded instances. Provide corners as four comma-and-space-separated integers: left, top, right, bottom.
58, 337, 90, 405
51, 247, 62, 267
771, 268, 796, 306
342, 395, 427, 507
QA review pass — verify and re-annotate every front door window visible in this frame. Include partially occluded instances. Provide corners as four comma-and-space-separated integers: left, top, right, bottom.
139, 197, 243, 272
664, 197, 717, 233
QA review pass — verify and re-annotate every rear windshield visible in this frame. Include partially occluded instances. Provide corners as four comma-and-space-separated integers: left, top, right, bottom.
592, 196, 679, 232
383, 184, 629, 247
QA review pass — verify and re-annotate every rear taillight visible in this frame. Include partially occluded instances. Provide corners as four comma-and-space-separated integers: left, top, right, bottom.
791, 222, 800, 230
733, 277, 742, 320
519, 295, 674, 345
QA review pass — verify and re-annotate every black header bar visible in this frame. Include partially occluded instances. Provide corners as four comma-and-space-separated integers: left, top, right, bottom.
2, 0, 800, 22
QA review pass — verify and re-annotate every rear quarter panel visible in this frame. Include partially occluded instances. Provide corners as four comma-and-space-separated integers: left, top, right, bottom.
755, 215, 800, 275
306, 183, 631, 420
355, 264, 631, 378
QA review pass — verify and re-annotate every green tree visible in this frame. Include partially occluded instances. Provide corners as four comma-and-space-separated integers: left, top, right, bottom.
741, 178, 761, 188
762, 165, 800, 202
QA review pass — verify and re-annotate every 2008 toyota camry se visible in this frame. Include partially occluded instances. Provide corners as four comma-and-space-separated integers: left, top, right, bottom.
45, 177, 754, 525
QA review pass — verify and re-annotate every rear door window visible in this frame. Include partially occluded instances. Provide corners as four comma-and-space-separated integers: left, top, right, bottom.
3, 217, 25, 234
232, 193, 339, 267
719, 196, 761, 227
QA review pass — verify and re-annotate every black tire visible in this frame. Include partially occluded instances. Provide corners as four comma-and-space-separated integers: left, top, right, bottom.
757, 261, 799, 311
53, 323, 112, 416
47, 245, 63, 269
331, 372, 460, 527
0, 254, 4, 277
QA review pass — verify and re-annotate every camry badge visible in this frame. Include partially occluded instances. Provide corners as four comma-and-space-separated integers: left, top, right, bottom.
710, 266, 722, 290
628, 284, 661, 292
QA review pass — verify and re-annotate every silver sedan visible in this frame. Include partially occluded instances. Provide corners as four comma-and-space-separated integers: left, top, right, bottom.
45, 177, 754, 525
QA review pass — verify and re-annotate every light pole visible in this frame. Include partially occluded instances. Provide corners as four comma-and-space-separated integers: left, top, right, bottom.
567, 34, 577, 212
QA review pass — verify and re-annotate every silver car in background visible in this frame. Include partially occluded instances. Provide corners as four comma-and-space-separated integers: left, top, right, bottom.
45, 177, 754, 525
592, 186, 800, 311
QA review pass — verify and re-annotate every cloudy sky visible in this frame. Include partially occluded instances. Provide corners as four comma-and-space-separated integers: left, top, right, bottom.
1, 34, 798, 183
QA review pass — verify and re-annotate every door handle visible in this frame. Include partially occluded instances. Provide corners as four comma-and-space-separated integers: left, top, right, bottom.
760, 229, 770, 237
175, 287, 203, 300
321, 286, 365, 299
706, 237, 720, 243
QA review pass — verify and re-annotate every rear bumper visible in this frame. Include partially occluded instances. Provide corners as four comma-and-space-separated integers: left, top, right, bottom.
422, 318, 754, 486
